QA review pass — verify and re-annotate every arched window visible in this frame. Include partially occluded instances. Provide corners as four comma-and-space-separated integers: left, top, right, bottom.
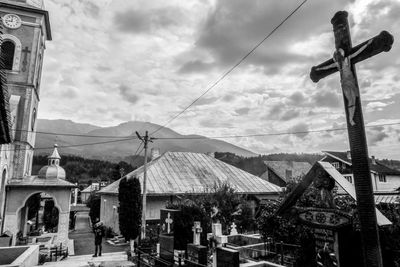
1, 41, 15, 70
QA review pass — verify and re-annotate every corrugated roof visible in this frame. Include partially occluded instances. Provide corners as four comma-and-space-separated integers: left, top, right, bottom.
99, 152, 281, 196
323, 151, 400, 175
264, 161, 312, 182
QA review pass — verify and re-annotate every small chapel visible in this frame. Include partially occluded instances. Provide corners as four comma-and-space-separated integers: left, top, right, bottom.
3, 145, 75, 246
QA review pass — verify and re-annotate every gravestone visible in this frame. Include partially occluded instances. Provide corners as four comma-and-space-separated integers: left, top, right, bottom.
229, 222, 238, 236
186, 222, 207, 267
158, 209, 179, 264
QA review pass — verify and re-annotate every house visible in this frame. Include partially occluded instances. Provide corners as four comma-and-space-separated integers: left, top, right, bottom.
261, 161, 312, 187
321, 151, 400, 199
98, 151, 282, 234
81, 183, 103, 203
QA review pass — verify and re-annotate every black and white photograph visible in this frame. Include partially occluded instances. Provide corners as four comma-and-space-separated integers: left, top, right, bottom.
0, 0, 399, 266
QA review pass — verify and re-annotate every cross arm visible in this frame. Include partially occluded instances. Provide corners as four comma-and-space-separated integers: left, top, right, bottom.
310, 30, 393, 83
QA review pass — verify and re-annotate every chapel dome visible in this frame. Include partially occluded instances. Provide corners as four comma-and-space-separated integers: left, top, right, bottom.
38, 144, 66, 180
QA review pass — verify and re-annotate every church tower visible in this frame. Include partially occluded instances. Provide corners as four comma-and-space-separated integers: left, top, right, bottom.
0, 0, 51, 179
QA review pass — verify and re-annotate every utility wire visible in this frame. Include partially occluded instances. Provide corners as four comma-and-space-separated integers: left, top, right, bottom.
12, 129, 138, 139
150, 0, 309, 136
0, 137, 137, 152
153, 122, 400, 140
1, 121, 399, 152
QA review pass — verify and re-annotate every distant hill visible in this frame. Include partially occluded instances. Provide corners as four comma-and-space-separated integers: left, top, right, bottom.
35, 119, 257, 161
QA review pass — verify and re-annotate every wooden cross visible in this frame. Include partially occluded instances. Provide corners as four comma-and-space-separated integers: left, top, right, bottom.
310, 11, 393, 267
192, 221, 202, 245
165, 212, 173, 234
21, 46, 31, 72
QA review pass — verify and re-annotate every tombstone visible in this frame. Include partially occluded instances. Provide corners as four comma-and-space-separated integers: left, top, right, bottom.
0, 231, 12, 247
207, 223, 228, 267
186, 221, 207, 267
229, 222, 238, 236
157, 209, 179, 265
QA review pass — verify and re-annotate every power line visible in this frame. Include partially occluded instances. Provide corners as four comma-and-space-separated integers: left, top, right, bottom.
0, 137, 137, 152
12, 129, 138, 139
153, 122, 400, 140
150, 0, 309, 136
2, 121, 399, 152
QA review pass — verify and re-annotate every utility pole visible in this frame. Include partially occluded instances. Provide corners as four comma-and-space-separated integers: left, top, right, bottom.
135, 130, 153, 239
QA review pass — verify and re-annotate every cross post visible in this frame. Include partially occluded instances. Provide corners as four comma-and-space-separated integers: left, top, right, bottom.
165, 212, 173, 234
192, 221, 202, 245
310, 11, 394, 267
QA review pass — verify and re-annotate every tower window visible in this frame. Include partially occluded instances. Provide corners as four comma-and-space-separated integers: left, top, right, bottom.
1, 40, 15, 70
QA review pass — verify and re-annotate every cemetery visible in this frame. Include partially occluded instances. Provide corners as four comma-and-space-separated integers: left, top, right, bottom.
1, 2, 399, 267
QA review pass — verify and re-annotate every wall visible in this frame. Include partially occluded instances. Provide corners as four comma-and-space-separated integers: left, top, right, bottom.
0, 245, 39, 267
3, 187, 71, 245
375, 174, 400, 192
100, 194, 172, 234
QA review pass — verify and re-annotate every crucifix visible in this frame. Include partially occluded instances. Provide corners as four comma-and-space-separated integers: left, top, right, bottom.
310, 11, 393, 267
21, 46, 31, 72
192, 221, 202, 245
165, 212, 173, 234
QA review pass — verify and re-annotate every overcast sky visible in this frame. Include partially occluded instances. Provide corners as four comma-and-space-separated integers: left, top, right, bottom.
39, 0, 400, 159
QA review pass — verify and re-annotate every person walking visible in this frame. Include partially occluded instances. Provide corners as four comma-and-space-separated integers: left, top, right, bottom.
93, 218, 105, 257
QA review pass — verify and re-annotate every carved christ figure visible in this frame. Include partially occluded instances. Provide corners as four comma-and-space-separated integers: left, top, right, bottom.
316, 40, 372, 125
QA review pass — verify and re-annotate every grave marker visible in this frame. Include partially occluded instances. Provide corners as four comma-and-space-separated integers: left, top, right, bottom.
186, 221, 207, 267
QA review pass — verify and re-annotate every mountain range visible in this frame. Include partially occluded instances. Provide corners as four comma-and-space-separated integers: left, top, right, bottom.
35, 119, 257, 162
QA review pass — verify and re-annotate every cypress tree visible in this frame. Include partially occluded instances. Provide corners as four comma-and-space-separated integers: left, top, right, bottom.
118, 177, 142, 254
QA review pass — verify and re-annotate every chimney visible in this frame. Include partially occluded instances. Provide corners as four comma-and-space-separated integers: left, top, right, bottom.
371, 155, 376, 165
151, 148, 160, 160
346, 150, 351, 160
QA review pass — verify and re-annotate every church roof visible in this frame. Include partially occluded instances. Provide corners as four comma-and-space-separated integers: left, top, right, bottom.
99, 151, 282, 196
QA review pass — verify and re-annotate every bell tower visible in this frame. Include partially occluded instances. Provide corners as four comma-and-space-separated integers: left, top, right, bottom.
0, 0, 51, 178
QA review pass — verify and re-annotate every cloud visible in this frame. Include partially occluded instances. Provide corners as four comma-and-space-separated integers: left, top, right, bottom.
235, 107, 250, 116
183, 0, 349, 73
281, 109, 299, 121
114, 7, 184, 34
118, 84, 140, 104
192, 97, 219, 106
312, 91, 341, 108
288, 92, 306, 105
289, 122, 309, 139
179, 60, 213, 73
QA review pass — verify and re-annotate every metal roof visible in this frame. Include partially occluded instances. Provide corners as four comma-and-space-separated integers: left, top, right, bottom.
99, 152, 282, 196
264, 161, 312, 182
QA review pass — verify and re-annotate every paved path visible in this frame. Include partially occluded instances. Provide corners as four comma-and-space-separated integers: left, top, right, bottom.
69, 212, 128, 256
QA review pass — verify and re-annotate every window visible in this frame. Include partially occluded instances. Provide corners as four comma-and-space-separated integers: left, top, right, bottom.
344, 175, 353, 183
378, 174, 387, 183
331, 162, 340, 169
31, 108, 36, 131
1, 40, 15, 70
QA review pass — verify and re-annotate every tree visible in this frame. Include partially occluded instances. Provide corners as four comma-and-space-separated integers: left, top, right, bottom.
87, 193, 101, 224
119, 177, 142, 254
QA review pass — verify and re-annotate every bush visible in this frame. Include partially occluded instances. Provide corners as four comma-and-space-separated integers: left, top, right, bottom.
86, 193, 101, 224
